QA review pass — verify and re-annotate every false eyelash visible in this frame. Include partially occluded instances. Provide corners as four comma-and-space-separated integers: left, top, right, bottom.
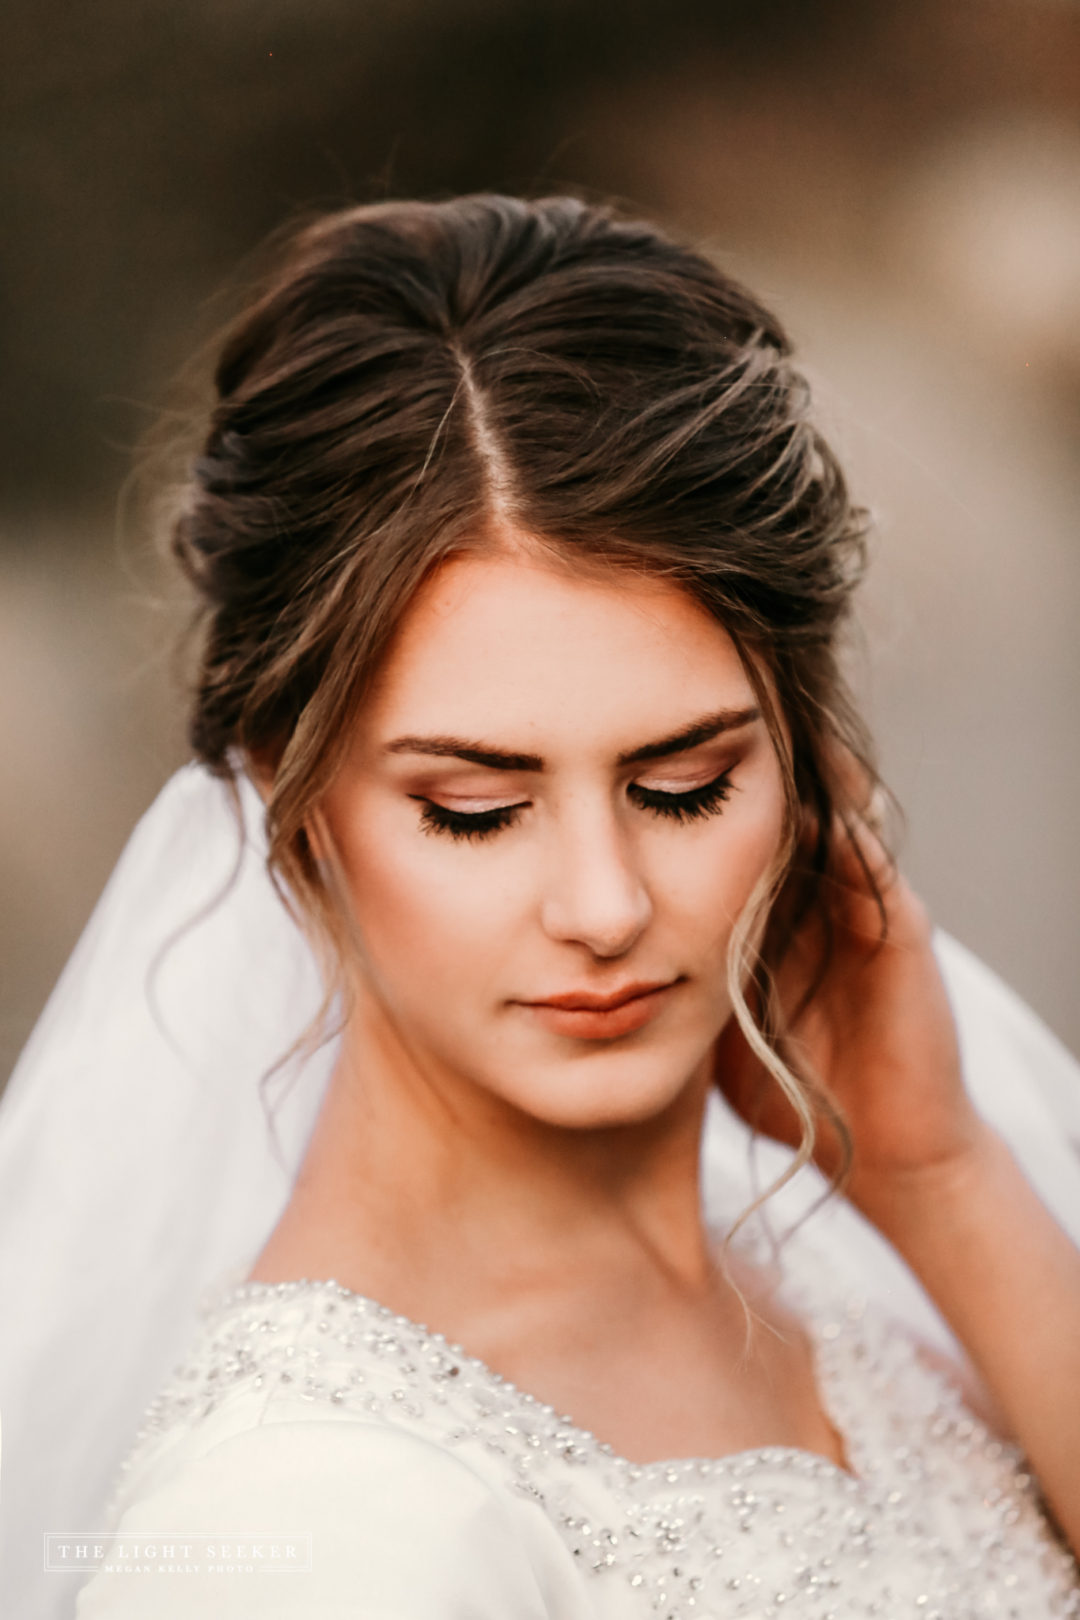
414, 769, 735, 843
416, 799, 528, 841
626, 770, 735, 821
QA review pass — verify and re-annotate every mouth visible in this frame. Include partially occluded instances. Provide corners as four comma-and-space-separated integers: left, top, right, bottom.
516, 979, 682, 1040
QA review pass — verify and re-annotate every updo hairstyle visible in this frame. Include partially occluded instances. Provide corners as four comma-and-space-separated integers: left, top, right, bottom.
170, 194, 890, 1194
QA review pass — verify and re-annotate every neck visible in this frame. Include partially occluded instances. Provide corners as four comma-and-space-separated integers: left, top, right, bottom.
269, 996, 717, 1325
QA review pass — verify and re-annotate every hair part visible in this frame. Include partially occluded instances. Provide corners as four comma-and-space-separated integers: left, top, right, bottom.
168, 192, 893, 1239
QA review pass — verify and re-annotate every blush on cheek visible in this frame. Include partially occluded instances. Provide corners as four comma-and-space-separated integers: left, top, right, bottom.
693, 803, 786, 971
331, 829, 506, 1018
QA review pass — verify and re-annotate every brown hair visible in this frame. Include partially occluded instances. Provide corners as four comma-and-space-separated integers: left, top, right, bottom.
171, 193, 890, 1204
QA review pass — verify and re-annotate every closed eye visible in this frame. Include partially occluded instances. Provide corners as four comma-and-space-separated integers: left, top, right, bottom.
412, 769, 735, 842
627, 770, 735, 822
414, 798, 529, 841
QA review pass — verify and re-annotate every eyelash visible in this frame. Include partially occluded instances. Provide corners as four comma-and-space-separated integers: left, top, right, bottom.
414, 771, 735, 843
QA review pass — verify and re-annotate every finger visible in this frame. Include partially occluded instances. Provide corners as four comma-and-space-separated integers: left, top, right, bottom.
791, 798, 894, 904
862, 783, 889, 840
821, 736, 891, 833
803, 812, 898, 952
835, 808, 891, 874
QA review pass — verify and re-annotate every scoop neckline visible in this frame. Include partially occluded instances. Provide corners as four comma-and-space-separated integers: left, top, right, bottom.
203, 1225, 864, 1486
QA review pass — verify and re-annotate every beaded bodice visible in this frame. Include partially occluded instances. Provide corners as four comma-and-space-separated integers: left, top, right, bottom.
108, 1237, 1079, 1620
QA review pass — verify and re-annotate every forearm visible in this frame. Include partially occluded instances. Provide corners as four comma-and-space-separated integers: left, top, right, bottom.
852, 1122, 1080, 1556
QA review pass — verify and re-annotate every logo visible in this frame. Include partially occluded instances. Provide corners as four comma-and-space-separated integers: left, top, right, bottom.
45, 1532, 313, 1576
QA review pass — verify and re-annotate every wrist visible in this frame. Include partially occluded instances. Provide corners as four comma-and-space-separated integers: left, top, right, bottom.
845, 1117, 1007, 1246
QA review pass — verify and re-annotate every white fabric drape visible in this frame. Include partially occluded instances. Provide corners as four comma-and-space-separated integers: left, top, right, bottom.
1, 764, 1077, 1620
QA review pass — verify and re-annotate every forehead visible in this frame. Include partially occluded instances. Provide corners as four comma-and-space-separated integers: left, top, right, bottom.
359, 549, 757, 755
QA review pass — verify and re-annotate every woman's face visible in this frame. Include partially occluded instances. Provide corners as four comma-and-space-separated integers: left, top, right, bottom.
317, 545, 789, 1130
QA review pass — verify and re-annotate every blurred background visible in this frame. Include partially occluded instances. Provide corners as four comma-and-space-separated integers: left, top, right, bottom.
2, 0, 1079, 1085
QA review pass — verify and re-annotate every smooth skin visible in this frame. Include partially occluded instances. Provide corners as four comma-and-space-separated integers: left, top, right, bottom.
252, 540, 1080, 1551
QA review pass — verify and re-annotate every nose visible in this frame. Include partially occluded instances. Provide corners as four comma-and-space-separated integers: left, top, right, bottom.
539, 800, 653, 959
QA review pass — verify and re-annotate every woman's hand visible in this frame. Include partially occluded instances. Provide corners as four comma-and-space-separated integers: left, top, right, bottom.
712, 766, 986, 1216
714, 762, 1080, 1554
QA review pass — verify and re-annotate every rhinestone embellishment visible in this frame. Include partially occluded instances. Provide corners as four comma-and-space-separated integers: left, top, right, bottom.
107, 1236, 1080, 1619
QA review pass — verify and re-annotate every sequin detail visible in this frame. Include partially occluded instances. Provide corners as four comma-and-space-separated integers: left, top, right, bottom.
108, 1254, 1080, 1619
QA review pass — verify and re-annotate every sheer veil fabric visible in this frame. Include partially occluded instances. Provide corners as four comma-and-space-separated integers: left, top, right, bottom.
1, 764, 1078, 1620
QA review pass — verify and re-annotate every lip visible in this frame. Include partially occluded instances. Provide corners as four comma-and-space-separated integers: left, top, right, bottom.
516, 979, 681, 1040
529, 981, 674, 1012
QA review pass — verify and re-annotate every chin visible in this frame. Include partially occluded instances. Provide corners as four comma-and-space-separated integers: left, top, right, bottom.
495, 1045, 710, 1132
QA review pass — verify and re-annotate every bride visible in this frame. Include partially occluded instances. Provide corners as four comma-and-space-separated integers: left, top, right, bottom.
4, 194, 1079, 1618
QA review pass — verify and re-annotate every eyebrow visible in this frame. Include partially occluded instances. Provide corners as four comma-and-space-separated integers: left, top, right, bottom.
383, 706, 761, 772
617, 706, 761, 765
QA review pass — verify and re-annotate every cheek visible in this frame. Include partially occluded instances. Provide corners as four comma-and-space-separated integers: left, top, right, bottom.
329, 802, 524, 1007
661, 791, 786, 960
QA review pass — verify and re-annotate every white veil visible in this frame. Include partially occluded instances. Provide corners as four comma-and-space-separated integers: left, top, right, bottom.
1, 762, 1078, 1620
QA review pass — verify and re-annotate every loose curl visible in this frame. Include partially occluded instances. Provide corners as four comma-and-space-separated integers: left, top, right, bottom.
169, 193, 891, 1224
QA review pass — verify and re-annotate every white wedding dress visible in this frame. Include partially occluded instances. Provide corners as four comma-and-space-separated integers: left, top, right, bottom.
3, 766, 1080, 1620
74, 1213, 1079, 1619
